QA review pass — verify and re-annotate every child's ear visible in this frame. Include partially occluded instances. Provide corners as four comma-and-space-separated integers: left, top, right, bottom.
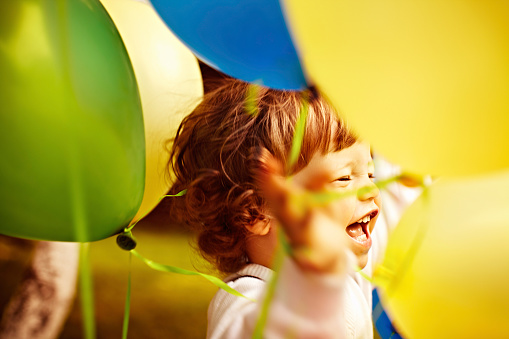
246, 219, 271, 236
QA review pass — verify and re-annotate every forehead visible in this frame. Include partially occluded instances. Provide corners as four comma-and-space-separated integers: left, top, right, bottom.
292, 142, 372, 183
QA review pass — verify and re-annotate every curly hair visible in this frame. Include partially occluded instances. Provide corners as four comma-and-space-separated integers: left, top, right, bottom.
168, 78, 357, 275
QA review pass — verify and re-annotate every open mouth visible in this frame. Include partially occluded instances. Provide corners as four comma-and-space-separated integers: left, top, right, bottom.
346, 210, 378, 244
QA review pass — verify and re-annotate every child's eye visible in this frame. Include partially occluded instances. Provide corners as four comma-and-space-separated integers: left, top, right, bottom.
336, 176, 351, 182
369, 173, 376, 181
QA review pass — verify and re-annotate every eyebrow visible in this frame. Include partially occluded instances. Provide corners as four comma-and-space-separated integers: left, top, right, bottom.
342, 158, 373, 168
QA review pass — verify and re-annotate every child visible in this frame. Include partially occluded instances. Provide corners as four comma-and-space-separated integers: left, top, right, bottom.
168, 78, 406, 338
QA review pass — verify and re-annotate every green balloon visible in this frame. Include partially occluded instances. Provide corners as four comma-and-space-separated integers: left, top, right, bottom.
0, 0, 145, 242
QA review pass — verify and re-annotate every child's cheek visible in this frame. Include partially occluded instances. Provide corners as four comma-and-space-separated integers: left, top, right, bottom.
375, 195, 382, 210
327, 197, 357, 228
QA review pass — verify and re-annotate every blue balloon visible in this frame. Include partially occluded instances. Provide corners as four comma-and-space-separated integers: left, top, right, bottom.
150, 0, 307, 90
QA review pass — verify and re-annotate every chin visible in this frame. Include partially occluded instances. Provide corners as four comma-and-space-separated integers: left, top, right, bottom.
356, 255, 369, 270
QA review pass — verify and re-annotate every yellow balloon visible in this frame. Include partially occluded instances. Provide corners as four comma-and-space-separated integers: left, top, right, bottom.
283, 1, 509, 176
100, 0, 203, 225
372, 170, 509, 338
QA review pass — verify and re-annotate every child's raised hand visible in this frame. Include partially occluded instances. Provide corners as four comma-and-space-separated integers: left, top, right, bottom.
254, 148, 353, 276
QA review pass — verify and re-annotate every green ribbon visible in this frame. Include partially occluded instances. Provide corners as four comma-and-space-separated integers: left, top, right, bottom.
121, 253, 132, 339
131, 250, 253, 301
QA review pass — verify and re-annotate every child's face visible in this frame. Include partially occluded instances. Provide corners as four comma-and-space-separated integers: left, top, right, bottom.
292, 142, 381, 269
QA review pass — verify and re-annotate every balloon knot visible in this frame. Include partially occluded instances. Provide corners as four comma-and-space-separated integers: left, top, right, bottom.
116, 232, 137, 251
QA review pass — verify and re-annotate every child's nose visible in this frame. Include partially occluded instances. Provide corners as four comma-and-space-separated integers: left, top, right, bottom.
356, 180, 380, 201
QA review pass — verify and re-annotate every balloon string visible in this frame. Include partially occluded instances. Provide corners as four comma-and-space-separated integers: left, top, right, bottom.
124, 189, 187, 233
252, 93, 309, 338
305, 174, 405, 207
79, 243, 96, 339
355, 266, 374, 283
287, 92, 309, 171
121, 252, 132, 339
252, 228, 287, 339
130, 249, 254, 301
245, 83, 262, 116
